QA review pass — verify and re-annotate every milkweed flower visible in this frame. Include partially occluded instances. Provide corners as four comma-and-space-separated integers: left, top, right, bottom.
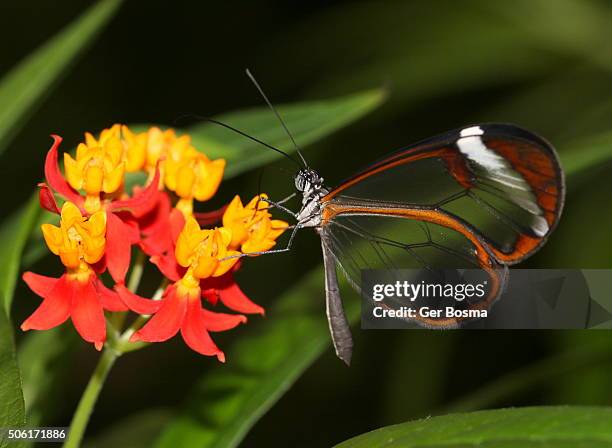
143, 127, 180, 173
24, 125, 286, 360
117, 218, 247, 360
64, 130, 126, 213
223, 194, 289, 253
147, 195, 289, 320
42, 134, 159, 283
165, 149, 225, 217
138, 127, 226, 217
22, 202, 126, 350
209, 194, 290, 315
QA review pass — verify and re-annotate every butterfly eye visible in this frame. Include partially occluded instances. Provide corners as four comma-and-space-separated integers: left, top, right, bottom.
295, 173, 307, 191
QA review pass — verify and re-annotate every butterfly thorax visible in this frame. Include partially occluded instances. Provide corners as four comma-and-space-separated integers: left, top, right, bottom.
295, 168, 328, 228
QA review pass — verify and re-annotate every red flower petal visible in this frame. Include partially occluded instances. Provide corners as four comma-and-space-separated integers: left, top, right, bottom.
130, 285, 186, 342
22, 271, 59, 298
21, 273, 71, 331
140, 234, 169, 258
139, 195, 174, 256
200, 308, 247, 332
96, 279, 128, 312
114, 283, 163, 314
70, 276, 106, 350
194, 203, 227, 227
44, 135, 83, 206
150, 254, 183, 282
91, 257, 107, 274
169, 208, 186, 244
38, 183, 60, 214
205, 273, 264, 315
117, 213, 141, 243
108, 164, 161, 217
105, 212, 137, 283
139, 190, 170, 235
180, 297, 225, 361
201, 288, 219, 306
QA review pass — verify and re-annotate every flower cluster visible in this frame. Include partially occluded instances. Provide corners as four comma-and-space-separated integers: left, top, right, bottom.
23, 125, 288, 360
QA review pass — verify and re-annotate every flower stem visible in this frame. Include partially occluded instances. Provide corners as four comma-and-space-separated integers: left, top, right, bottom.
110, 251, 146, 331
63, 279, 167, 447
63, 348, 118, 448
127, 251, 146, 292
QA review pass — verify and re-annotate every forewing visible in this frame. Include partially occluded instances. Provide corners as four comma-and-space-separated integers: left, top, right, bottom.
323, 124, 564, 264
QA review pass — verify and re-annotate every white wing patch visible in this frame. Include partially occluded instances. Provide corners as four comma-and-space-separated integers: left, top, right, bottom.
531, 215, 549, 237
459, 125, 485, 137
457, 135, 507, 172
457, 129, 549, 237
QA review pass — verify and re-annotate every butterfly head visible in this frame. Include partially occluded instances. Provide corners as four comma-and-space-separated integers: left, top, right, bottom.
295, 168, 323, 194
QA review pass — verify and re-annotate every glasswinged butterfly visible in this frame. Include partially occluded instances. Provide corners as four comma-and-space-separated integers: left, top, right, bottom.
214, 71, 565, 365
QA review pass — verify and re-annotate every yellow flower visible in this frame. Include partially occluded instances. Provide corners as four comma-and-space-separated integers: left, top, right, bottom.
64, 125, 126, 213
41, 202, 106, 276
165, 149, 225, 216
120, 125, 148, 172
143, 127, 225, 215
84, 124, 148, 173
222, 194, 288, 254
145, 127, 183, 170
175, 217, 240, 281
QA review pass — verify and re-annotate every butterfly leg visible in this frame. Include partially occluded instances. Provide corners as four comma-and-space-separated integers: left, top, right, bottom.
220, 222, 303, 260
267, 192, 297, 206
259, 195, 298, 218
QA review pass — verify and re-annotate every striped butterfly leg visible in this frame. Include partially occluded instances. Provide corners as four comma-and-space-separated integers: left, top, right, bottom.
321, 237, 353, 366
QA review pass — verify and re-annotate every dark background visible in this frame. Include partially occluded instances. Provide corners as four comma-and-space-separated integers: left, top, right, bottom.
3, 1, 612, 446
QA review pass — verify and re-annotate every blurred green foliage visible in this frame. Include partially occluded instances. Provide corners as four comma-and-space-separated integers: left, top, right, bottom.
335, 406, 612, 447
2, 0, 612, 447
0, 309, 25, 448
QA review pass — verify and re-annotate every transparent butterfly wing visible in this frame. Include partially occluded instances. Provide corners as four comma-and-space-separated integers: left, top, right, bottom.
323, 123, 564, 264
319, 213, 508, 328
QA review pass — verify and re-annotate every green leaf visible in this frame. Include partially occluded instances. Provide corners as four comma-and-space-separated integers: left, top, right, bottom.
154, 266, 360, 448
559, 131, 612, 179
0, 197, 42, 448
19, 328, 79, 430
0, 305, 26, 448
0, 195, 41, 314
334, 406, 612, 447
0, 0, 122, 157
185, 88, 386, 178
130, 89, 385, 180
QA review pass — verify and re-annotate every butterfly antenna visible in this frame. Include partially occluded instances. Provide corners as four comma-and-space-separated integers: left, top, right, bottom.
248, 168, 262, 219
245, 69, 309, 168
202, 117, 302, 168
257, 168, 264, 197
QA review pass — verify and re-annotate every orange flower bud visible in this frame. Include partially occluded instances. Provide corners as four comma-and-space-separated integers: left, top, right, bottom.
222, 194, 288, 254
